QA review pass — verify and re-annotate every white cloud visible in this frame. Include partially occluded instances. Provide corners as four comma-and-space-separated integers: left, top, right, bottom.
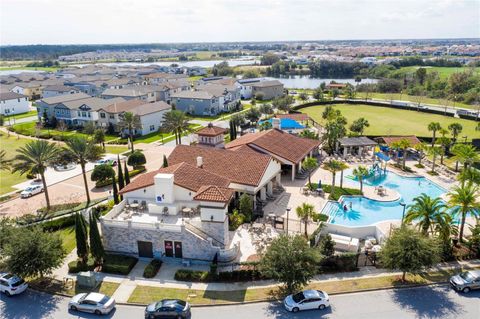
0, 0, 478, 44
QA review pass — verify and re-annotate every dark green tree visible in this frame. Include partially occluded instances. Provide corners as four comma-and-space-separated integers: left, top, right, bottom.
112, 173, 119, 204
89, 212, 105, 265
127, 150, 146, 169
239, 193, 253, 222
117, 155, 125, 191
75, 213, 89, 264
91, 164, 115, 185
260, 234, 321, 294
378, 226, 441, 281
318, 234, 335, 257
124, 160, 130, 185
163, 154, 168, 168
4, 227, 66, 279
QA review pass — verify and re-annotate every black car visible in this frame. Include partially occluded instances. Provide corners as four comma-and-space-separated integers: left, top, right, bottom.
145, 299, 191, 319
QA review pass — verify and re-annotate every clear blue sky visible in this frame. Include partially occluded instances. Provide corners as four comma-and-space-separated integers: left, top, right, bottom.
1, 0, 479, 45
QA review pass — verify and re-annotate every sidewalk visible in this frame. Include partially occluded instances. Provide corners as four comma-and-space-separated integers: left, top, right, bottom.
54, 256, 480, 303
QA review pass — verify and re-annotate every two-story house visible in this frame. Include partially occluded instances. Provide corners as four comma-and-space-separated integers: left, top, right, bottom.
42, 85, 80, 98
0, 92, 29, 116
36, 92, 91, 122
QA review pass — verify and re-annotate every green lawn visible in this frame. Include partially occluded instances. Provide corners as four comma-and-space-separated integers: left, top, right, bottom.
397, 66, 479, 79
0, 66, 61, 72
11, 121, 119, 141
104, 145, 128, 154
302, 104, 480, 140
123, 124, 201, 144
0, 133, 29, 194
2, 110, 38, 121
53, 226, 76, 253
355, 92, 475, 110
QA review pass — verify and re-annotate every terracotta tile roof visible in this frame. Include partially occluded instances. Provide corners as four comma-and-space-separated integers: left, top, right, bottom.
196, 124, 227, 137
379, 135, 421, 147
225, 129, 320, 164
168, 145, 273, 187
119, 162, 230, 195
276, 113, 310, 122
194, 185, 234, 203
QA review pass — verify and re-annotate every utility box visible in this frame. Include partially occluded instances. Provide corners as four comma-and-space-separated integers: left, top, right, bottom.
77, 271, 97, 288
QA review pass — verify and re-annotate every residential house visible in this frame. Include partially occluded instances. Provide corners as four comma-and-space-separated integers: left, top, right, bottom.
225, 129, 321, 181
97, 100, 171, 136
10, 81, 43, 100
100, 144, 282, 261
0, 92, 29, 116
36, 92, 91, 122
196, 83, 241, 112
54, 97, 125, 126
237, 78, 284, 100
42, 85, 80, 98
144, 73, 188, 85
170, 90, 221, 116
101, 87, 156, 102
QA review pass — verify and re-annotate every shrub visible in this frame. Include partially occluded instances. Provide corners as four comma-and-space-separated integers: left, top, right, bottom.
312, 213, 329, 223
40, 214, 76, 231
102, 253, 138, 275
68, 258, 96, 273
37, 202, 81, 214
310, 183, 362, 200
319, 253, 358, 272
127, 151, 146, 169
95, 167, 146, 188
318, 234, 335, 257
143, 259, 162, 278
217, 269, 267, 282
228, 209, 245, 231
174, 269, 210, 282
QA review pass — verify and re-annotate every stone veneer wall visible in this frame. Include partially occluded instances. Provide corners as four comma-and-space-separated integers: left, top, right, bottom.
199, 218, 229, 246
101, 224, 221, 261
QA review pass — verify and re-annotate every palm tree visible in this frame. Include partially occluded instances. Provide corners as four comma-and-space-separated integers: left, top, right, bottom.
405, 194, 447, 235
398, 138, 411, 170
162, 110, 191, 145
322, 160, 344, 192
448, 182, 480, 243
302, 157, 318, 188
118, 112, 142, 152
428, 146, 442, 174
450, 144, 479, 172
427, 122, 442, 147
63, 137, 104, 204
352, 165, 369, 193
295, 203, 316, 238
448, 123, 463, 144
12, 140, 59, 210
437, 136, 450, 166
338, 161, 349, 189
0, 150, 12, 171
413, 142, 427, 167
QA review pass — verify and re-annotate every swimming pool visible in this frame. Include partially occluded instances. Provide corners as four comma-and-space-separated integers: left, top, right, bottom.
324, 169, 447, 227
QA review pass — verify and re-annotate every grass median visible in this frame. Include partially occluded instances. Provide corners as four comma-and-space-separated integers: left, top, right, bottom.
127, 265, 477, 305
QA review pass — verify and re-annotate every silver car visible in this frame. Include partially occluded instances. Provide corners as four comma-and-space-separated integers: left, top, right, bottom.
69, 292, 115, 315
450, 270, 480, 293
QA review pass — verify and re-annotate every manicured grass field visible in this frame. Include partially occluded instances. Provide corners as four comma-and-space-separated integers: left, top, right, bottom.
0, 66, 61, 72
53, 226, 76, 253
302, 104, 480, 140
104, 145, 128, 154
2, 110, 38, 121
0, 133, 29, 194
11, 121, 119, 141
355, 92, 475, 110
397, 66, 479, 79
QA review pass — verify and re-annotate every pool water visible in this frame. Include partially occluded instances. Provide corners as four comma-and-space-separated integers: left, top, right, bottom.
324, 170, 447, 226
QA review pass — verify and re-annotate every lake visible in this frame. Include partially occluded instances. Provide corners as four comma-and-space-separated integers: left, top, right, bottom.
269, 75, 378, 89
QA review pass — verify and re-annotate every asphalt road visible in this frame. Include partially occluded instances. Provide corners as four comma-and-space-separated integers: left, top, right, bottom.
1, 285, 479, 319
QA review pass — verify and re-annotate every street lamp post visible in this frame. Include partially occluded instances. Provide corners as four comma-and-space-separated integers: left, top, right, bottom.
463, 136, 468, 144
286, 207, 291, 234
400, 202, 406, 225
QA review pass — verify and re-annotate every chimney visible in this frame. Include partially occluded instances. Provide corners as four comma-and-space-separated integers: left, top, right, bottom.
196, 156, 203, 168
272, 117, 281, 130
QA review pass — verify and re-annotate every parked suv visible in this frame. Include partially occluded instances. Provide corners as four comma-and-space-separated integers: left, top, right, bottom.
0, 273, 28, 296
450, 270, 480, 293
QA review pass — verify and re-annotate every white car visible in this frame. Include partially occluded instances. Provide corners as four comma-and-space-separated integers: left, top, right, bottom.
284, 290, 330, 313
0, 273, 28, 296
69, 292, 116, 315
95, 158, 117, 167
20, 185, 44, 198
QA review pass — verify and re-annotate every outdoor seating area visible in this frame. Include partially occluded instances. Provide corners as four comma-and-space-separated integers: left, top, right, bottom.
247, 220, 280, 253
329, 233, 360, 252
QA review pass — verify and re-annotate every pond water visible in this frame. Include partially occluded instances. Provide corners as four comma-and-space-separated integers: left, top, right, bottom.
269, 75, 378, 89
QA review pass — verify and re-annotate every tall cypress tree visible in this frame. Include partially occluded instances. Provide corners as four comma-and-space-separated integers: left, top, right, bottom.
163, 155, 168, 168
123, 160, 130, 185
229, 120, 234, 141
117, 156, 125, 193
89, 212, 105, 265
112, 173, 119, 204
75, 213, 89, 264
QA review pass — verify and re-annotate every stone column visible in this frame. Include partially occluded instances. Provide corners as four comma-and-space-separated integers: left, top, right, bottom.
267, 181, 273, 195
260, 187, 267, 201
275, 173, 282, 186
343, 146, 348, 158
291, 165, 296, 181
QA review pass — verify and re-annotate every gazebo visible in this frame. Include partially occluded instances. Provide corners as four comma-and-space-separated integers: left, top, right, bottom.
336, 137, 377, 158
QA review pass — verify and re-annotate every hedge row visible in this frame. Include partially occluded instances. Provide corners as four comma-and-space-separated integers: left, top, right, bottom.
68, 254, 138, 275
143, 259, 162, 278
174, 268, 268, 283
95, 167, 146, 188
319, 253, 358, 273
309, 183, 362, 200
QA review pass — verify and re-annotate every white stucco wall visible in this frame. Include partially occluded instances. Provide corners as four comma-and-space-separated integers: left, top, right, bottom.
0, 96, 29, 115
256, 159, 282, 191
139, 109, 169, 136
